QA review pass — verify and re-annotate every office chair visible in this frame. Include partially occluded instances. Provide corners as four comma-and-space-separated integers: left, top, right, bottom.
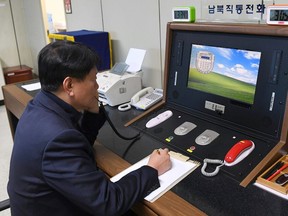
0, 198, 10, 211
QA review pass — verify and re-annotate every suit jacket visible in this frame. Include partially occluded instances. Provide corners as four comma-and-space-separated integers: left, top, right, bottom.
8, 90, 159, 216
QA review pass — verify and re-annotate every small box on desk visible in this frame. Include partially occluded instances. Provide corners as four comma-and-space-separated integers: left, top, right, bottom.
3, 65, 33, 84
48, 30, 112, 71
256, 155, 288, 195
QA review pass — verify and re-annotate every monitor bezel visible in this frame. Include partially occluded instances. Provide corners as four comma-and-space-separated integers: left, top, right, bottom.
164, 24, 288, 139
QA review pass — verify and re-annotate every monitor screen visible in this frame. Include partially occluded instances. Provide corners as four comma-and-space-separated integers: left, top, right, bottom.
188, 44, 261, 105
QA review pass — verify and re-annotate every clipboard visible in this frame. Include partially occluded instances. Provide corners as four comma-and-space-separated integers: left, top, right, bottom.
110, 151, 200, 202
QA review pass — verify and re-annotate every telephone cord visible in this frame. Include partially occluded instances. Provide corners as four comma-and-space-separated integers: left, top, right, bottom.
201, 158, 225, 177
100, 102, 140, 140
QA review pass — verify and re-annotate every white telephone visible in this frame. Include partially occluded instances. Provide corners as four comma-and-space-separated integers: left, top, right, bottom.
131, 87, 163, 110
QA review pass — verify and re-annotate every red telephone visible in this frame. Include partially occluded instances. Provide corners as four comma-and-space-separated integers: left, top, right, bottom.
224, 140, 255, 166
201, 139, 255, 176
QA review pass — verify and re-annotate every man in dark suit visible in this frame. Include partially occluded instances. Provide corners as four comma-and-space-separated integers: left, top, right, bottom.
8, 41, 171, 216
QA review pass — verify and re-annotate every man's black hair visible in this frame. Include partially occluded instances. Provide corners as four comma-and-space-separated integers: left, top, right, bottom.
38, 40, 100, 92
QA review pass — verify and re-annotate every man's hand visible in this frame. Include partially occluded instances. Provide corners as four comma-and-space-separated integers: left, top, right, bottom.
147, 148, 172, 176
85, 96, 100, 113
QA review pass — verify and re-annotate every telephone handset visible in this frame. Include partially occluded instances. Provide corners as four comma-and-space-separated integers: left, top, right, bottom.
131, 87, 154, 104
224, 140, 255, 166
201, 140, 255, 177
131, 87, 163, 110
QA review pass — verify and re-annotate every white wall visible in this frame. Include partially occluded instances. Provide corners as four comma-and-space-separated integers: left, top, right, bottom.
22, 0, 47, 71
0, 0, 18, 67
1, 0, 287, 88
102, 0, 162, 88
65, 0, 103, 31
0, 0, 33, 69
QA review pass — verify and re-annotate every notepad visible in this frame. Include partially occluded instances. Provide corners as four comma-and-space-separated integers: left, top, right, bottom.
21, 82, 41, 91
110, 151, 200, 202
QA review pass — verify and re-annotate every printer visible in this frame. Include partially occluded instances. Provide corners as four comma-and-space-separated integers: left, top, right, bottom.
97, 48, 146, 106
97, 70, 142, 106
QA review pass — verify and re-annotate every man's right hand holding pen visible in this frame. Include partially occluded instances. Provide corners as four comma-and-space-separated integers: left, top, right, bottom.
148, 148, 172, 176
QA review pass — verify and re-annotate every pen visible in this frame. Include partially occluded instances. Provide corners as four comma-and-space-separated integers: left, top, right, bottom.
267, 163, 288, 181
263, 161, 284, 179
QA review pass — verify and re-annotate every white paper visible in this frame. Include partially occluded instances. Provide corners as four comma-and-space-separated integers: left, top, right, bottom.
110, 152, 199, 202
125, 48, 146, 73
21, 82, 41, 91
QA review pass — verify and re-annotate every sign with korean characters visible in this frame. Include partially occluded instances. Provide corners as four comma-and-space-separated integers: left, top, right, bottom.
201, 0, 273, 23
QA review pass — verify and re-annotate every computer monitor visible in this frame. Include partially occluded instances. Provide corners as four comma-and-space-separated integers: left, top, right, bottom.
166, 24, 288, 140
188, 44, 261, 105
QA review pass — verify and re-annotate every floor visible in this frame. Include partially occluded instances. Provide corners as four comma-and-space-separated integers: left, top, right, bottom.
0, 105, 13, 215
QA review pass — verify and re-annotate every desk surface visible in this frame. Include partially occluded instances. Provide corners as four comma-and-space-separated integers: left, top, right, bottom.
3, 81, 288, 216
97, 106, 288, 216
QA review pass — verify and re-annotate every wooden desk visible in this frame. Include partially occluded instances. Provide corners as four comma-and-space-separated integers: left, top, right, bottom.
94, 142, 205, 216
2, 84, 33, 137
2, 83, 206, 216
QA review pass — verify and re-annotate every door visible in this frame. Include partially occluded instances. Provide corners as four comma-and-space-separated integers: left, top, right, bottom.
40, 0, 67, 44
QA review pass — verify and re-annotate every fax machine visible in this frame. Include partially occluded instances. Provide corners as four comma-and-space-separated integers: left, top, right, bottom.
97, 70, 142, 106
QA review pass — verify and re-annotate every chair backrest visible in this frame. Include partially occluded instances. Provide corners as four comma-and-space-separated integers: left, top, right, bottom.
0, 198, 10, 211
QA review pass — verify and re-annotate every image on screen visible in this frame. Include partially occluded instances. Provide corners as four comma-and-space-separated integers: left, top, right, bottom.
187, 44, 261, 105
270, 10, 288, 21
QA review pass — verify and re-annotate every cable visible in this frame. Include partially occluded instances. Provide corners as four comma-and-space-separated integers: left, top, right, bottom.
121, 135, 141, 158
99, 102, 140, 140
121, 126, 148, 158
201, 158, 224, 177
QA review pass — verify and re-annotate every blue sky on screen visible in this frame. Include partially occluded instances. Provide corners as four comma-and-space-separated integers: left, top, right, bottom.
190, 44, 261, 85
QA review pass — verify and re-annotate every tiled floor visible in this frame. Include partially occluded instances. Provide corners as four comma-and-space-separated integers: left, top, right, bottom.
0, 105, 13, 215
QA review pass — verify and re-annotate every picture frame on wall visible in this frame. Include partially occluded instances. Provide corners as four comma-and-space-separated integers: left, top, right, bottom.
64, 0, 72, 14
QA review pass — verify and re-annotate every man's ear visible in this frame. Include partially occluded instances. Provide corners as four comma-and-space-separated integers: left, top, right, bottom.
63, 77, 74, 96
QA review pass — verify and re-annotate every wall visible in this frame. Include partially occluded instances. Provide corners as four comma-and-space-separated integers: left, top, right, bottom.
64, 0, 202, 88
65, 0, 103, 31
0, 0, 33, 69
102, 0, 162, 88
22, 0, 47, 71
1, 0, 287, 88
0, 0, 40, 73
0, 0, 18, 67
